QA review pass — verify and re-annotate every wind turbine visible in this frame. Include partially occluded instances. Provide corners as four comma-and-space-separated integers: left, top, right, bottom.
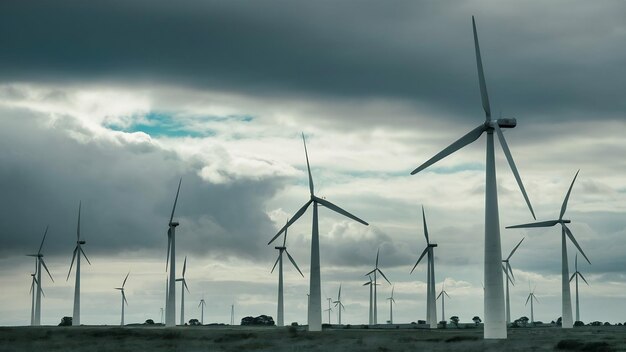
409, 17, 536, 339
29, 272, 42, 326
165, 178, 182, 327
198, 297, 206, 325
365, 248, 391, 325
324, 297, 333, 325
115, 272, 130, 326
176, 256, 190, 325
386, 285, 396, 324
267, 133, 369, 331
570, 254, 589, 322
271, 220, 304, 327
507, 170, 590, 328
27, 225, 53, 326
502, 237, 524, 324
67, 201, 91, 326
362, 276, 377, 325
436, 281, 450, 323
333, 285, 345, 325
525, 283, 539, 325
410, 206, 438, 329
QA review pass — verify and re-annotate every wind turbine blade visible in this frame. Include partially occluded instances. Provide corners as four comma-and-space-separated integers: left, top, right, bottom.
391, 285, 394, 298
169, 178, 182, 225
268, 200, 313, 245
184, 280, 190, 293
77, 201, 81, 240
410, 247, 429, 274
123, 291, 128, 305
40, 259, 54, 282
563, 224, 591, 264
302, 133, 315, 196
472, 16, 491, 120
575, 253, 578, 271
285, 250, 304, 277
559, 170, 580, 220
579, 273, 589, 286
507, 237, 525, 260
270, 255, 280, 274
365, 269, 376, 276
182, 256, 187, 277
445, 291, 451, 298
282, 219, 288, 247
525, 294, 531, 306
362, 281, 370, 286
313, 196, 368, 226
507, 262, 515, 283
377, 268, 391, 285
338, 284, 342, 300
198, 301, 202, 308
166, 229, 171, 271
506, 220, 559, 229
80, 247, 92, 265
375, 248, 380, 268
494, 124, 536, 220
122, 272, 130, 288
67, 247, 78, 281
437, 291, 443, 299
410, 124, 486, 175
569, 273, 576, 283
533, 294, 539, 303
422, 206, 430, 244
38, 225, 49, 254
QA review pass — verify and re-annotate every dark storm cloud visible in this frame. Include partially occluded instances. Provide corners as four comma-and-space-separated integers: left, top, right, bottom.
0, 111, 284, 261
1, 1, 624, 125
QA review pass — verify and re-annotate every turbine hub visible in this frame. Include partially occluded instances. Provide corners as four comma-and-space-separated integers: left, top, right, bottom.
169, 221, 180, 227
497, 118, 517, 129
275, 246, 286, 250
562, 219, 571, 224
429, 243, 438, 248
78, 240, 86, 244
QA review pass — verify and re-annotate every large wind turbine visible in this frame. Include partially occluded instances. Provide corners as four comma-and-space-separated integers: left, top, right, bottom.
436, 281, 450, 323
409, 17, 536, 339
502, 237, 524, 324
176, 256, 190, 326
324, 297, 333, 324
410, 206, 437, 329
363, 276, 375, 324
365, 249, 391, 325
525, 283, 539, 325
115, 272, 130, 326
165, 178, 182, 327
67, 201, 91, 326
507, 170, 590, 328
386, 285, 395, 324
27, 226, 53, 326
198, 297, 206, 325
271, 220, 304, 327
267, 133, 369, 331
333, 285, 345, 325
570, 254, 589, 322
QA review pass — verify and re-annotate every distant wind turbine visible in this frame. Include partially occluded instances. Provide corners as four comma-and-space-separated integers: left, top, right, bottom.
410, 206, 438, 329
324, 297, 333, 325
409, 17, 536, 339
365, 248, 391, 325
67, 201, 91, 326
176, 256, 190, 325
363, 276, 375, 325
507, 170, 590, 329
525, 283, 539, 325
271, 220, 304, 327
570, 254, 589, 322
230, 304, 234, 325
502, 237, 524, 324
267, 133, 369, 331
115, 272, 130, 326
386, 285, 396, 324
165, 178, 182, 327
436, 281, 450, 323
27, 226, 53, 326
198, 297, 206, 325
333, 285, 345, 325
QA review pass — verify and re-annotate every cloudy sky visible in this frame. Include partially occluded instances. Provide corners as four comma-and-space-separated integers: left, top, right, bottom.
1, 1, 625, 326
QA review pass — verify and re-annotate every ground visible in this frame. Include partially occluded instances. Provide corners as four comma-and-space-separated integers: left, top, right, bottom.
0, 325, 624, 351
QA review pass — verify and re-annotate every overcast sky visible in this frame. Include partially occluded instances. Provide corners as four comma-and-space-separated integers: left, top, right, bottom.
1, 1, 625, 326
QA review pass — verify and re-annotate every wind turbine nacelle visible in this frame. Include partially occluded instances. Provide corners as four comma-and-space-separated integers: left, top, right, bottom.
170, 221, 180, 227
78, 241, 86, 244
274, 246, 286, 250
429, 243, 438, 248
497, 118, 517, 128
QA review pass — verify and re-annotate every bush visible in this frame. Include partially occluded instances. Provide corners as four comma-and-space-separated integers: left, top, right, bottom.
241, 315, 275, 326
58, 316, 72, 326
574, 321, 585, 327
417, 320, 426, 324
590, 321, 602, 326
290, 322, 298, 326
145, 319, 155, 325
604, 322, 611, 326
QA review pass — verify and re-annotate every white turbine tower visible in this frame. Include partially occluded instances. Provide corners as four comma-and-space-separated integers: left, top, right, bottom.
198, 297, 206, 325
333, 285, 345, 325
436, 282, 450, 323
363, 276, 375, 325
570, 254, 589, 323
67, 201, 91, 326
176, 256, 190, 326
502, 237, 524, 324
115, 272, 130, 326
271, 220, 304, 327
27, 226, 53, 326
267, 133, 369, 332
29, 272, 42, 326
386, 285, 396, 324
165, 178, 182, 327
525, 283, 539, 325
507, 170, 590, 329
365, 249, 391, 325
410, 206, 438, 329
410, 17, 536, 339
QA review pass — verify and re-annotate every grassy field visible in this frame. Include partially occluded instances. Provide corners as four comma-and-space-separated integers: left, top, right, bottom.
0, 325, 624, 352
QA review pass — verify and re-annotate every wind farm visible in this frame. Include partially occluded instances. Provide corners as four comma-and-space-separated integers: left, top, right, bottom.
1, 2, 626, 352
